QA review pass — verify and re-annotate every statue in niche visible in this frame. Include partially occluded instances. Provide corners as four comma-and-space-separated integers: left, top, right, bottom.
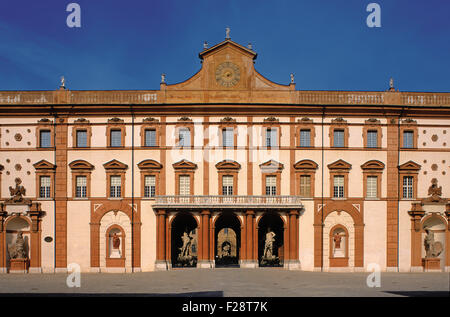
8, 232, 27, 259
333, 232, 342, 249
109, 232, 121, 258
424, 227, 443, 258
263, 228, 276, 259
222, 241, 231, 257
177, 229, 197, 267
112, 233, 120, 249
333, 231, 345, 257
180, 230, 193, 258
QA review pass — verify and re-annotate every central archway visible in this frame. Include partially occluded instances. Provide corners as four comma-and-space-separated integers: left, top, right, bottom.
258, 213, 284, 267
171, 213, 198, 268
214, 212, 241, 267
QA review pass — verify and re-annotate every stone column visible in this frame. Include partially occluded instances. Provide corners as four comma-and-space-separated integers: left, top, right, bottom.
288, 210, 300, 269
0, 204, 6, 273
242, 210, 256, 268
408, 203, 425, 272
445, 204, 450, 272
29, 203, 42, 273
155, 210, 167, 270
199, 210, 212, 268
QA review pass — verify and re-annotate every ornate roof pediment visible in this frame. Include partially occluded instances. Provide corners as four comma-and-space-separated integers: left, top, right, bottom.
259, 159, 284, 172
33, 160, 56, 170
107, 117, 124, 124
173, 159, 197, 170
398, 161, 421, 171
74, 118, 90, 124
215, 160, 241, 170
137, 159, 163, 170
103, 159, 128, 170
327, 159, 352, 170
361, 160, 385, 170
69, 160, 94, 170
294, 159, 318, 170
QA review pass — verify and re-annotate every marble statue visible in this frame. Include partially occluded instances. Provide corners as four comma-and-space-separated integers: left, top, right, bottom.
424, 228, 443, 258
226, 27, 230, 39
427, 178, 442, 202
8, 178, 26, 203
263, 229, 276, 259
60, 76, 66, 88
222, 242, 231, 257
389, 77, 394, 89
8, 232, 27, 259
290, 73, 295, 84
180, 231, 193, 257
203, 41, 208, 49
161, 73, 166, 84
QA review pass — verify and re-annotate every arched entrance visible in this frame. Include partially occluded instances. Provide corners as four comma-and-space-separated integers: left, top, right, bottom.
214, 213, 241, 267
171, 213, 198, 268
258, 213, 284, 267
5, 217, 31, 273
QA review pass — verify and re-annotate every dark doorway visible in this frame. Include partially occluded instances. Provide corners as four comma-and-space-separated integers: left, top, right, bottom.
215, 213, 241, 267
171, 212, 198, 268
258, 213, 284, 267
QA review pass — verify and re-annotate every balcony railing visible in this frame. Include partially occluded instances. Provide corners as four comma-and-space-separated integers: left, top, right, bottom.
153, 195, 303, 209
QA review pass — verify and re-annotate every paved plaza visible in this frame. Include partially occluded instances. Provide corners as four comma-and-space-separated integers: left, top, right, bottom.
0, 269, 448, 297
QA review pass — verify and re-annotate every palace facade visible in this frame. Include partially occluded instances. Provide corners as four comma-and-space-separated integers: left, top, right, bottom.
0, 37, 449, 273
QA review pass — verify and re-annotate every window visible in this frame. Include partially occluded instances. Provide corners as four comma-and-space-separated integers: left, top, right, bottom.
144, 175, 156, 198
145, 129, 157, 147
222, 128, 234, 147
333, 176, 344, 198
403, 131, 413, 148
333, 130, 344, 148
40, 176, 51, 198
75, 176, 87, 198
366, 176, 377, 198
402, 176, 413, 199
265, 175, 277, 196
76, 130, 88, 148
299, 175, 311, 197
179, 128, 191, 147
222, 175, 233, 195
110, 130, 122, 147
40, 130, 51, 148
367, 130, 378, 148
300, 130, 311, 147
179, 175, 190, 196
110, 176, 122, 198
266, 128, 277, 147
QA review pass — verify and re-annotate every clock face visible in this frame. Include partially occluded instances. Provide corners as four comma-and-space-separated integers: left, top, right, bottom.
215, 62, 240, 87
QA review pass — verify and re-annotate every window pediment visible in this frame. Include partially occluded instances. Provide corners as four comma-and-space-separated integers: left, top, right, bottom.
103, 159, 128, 170
215, 160, 241, 170
327, 159, 351, 170
137, 159, 163, 170
398, 161, 421, 171
173, 159, 197, 170
259, 159, 284, 172
69, 160, 94, 170
294, 159, 318, 170
33, 160, 56, 170
361, 160, 385, 170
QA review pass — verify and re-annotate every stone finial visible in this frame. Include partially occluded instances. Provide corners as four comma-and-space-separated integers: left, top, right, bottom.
161, 73, 166, 84
60, 76, 66, 89
389, 77, 394, 88
290, 73, 295, 84
225, 27, 230, 39
203, 41, 208, 49
248, 43, 252, 50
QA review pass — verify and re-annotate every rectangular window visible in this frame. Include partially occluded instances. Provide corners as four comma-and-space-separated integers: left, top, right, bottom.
402, 176, 413, 199
40, 130, 51, 148
300, 130, 311, 147
222, 175, 233, 195
145, 129, 157, 147
266, 128, 277, 147
366, 176, 377, 198
110, 176, 122, 197
299, 175, 311, 197
110, 130, 122, 147
265, 175, 277, 196
333, 175, 344, 198
179, 128, 191, 147
403, 131, 413, 148
144, 175, 156, 198
179, 175, 190, 196
222, 128, 234, 147
76, 130, 87, 148
40, 176, 51, 198
367, 130, 378, 148
333, 129, 344, 147
76, 176, 87, 198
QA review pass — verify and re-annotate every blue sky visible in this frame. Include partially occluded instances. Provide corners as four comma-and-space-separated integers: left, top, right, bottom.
0, 0, 449, 92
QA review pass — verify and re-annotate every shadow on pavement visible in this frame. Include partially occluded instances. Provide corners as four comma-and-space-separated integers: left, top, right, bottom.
0, 291, 224, 297
383, 291, 449, 297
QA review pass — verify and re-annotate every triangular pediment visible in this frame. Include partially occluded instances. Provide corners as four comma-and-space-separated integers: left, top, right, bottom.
361, 160, 385, 170
259, 159, 284, 171
173, 159, 197, 170
137, 159, 163, 170
215, 160, 241, 170
327, 159, 352, 170
398, 161, 421, 171
33, 160, 55, 170
103, 159, 128, 170
294, 159, 318, 170
69, 160, 94, 170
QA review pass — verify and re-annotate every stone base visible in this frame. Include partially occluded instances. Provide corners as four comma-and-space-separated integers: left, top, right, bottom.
90, 267, 101, 273
386, 266, 399, 272
353, 267, 365, 272
101, 267, 126, 273
54, 268, 68, 273
422, 258, 441, 271
445, 266, 450, 272
0, 267, 7, 273
240, 260, 257, 268
155, 260, 168, 271
9, 258, 29, 273
410, 266, 424, 272
286, 260, 301, 270
29, 267, 42, 274
198, 260, 213, 268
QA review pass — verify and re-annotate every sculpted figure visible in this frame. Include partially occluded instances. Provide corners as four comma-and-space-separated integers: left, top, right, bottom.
263, 228, 276, 259
427, 178, 442, 202
424, 228, 443, 258
9, 178, 26, 203
112, 233, 120, 249
9, 232, 27, 259
333, 233, 342, 249
180, 231, 192, 257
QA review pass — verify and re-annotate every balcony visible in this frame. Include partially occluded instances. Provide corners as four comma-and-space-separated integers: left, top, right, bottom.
152, 195, 303, 210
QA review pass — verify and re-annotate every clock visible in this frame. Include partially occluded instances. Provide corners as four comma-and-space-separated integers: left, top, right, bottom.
215, 62, 240, 87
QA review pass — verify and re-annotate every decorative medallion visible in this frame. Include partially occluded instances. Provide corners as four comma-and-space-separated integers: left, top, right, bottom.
431, 134, 438, 142
14, 133, 22, 141
431, 164, 438, 171
15, 164, 22, 171
215, 62, 240, 87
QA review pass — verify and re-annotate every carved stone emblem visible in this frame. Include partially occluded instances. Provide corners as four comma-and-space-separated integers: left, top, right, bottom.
14, 133, 22, 141
6, 178, 30, 204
